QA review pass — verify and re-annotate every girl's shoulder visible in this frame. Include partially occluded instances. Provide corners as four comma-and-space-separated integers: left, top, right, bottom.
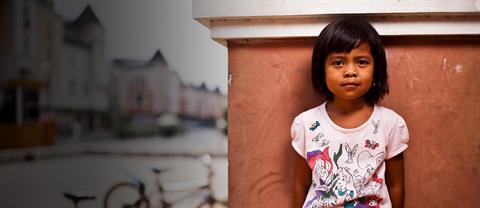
375, 105, 407, 127
293, 103, 325, 122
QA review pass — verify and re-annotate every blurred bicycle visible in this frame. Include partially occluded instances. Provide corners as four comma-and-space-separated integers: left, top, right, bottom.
103, 154, 227, 208
63, 192, 96, 208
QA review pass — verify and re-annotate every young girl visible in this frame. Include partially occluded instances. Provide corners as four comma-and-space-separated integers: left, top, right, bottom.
291, 17, 409, 208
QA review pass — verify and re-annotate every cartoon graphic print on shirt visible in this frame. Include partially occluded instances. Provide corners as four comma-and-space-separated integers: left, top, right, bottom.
319, 138, 329, 147
308, 147, 334, 178
335, 167, 355, 200
357, 150, 385, 170
365, 139, 379, 150
372, 120, 380, 134
306, 147, 336, 207
344, 195, 383, 208
312, 133, 329, 147
305, 145, 386, 208
353, 150, 385, 194
345, 143, 358, 164
312, 132, 323, 142
292, 104, 409, 208
304, 145, 346, 207
310, 121, 320, 131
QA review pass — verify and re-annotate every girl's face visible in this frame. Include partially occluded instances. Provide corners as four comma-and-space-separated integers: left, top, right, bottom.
324, 43, 374, 103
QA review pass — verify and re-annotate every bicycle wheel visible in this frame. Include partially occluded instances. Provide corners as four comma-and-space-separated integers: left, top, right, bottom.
196, 194, 228, 208
104, 182, 150, 208
197, 202, 228, 208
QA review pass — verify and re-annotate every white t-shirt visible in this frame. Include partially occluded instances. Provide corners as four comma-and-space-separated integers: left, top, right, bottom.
291, 102, 409, 208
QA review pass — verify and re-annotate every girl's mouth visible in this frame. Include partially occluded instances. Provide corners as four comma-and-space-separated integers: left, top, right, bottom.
341, 82, 360, 87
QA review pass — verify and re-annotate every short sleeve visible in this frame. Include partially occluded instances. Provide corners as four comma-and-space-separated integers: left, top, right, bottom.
386, 116, 409, 160
291, 114, 307, 159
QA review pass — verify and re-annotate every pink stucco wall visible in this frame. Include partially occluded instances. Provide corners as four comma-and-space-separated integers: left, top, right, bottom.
227, 36, 480, 207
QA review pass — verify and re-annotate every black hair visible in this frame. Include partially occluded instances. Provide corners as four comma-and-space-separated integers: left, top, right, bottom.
311, 17, 389, 105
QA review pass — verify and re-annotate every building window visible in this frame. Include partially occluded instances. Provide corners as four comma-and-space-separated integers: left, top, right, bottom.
69, 79, 76, 95
47, 15, 53, 39
46, 15, 53, 63
21, 2, 31, 58
22, 37, 30, 57
0, 88, 40, 123
23, 4, 30, 29
129, 76, 146, 89
46, 47, 53, 63
83, 81, 88, 96
0, 89, 16, 122
136, 94, 143, 108
136, 76, 144, 87
70, 53, 76, 66
23, 88, 39, 123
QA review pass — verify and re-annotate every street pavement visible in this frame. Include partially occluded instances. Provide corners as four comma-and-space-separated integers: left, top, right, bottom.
0, 128, 228, 208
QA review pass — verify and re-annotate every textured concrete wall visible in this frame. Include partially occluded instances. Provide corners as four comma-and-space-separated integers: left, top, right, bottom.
227, 36, 480, 207
382, 36, 480, 207
228, 39, 319, 208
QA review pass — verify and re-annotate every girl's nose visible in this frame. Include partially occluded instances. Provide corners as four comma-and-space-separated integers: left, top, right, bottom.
343, 66, 358, 77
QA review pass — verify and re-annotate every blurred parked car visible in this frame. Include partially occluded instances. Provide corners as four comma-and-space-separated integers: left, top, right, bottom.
118, 114, 157, 138
156, 114, 184, 137
216, 109, 227, 136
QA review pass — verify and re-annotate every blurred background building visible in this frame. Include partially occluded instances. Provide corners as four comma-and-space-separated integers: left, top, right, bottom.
0, 1, 228, 208
111, 50, 180, 117
0, 0, 227, 148
0, 0, 63, 148
110, 49, 226, 137
53, 5, 109, 139
0, 0, 108, 147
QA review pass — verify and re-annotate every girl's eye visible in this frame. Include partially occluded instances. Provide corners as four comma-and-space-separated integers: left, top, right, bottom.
332, 60, 344, 67
357, 59, 369, 66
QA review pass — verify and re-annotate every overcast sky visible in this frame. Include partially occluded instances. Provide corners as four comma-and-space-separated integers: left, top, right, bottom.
54, 0, 228, 94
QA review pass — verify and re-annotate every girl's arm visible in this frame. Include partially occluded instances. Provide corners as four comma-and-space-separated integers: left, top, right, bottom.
294, 153, 311, 208
385, 153, 405, 208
